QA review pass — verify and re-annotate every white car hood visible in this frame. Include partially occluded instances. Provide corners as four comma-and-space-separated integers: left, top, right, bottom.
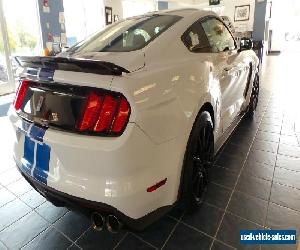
64, 50, 145, 73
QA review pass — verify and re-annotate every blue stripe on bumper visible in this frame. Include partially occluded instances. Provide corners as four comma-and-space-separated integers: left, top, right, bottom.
33, 142, 51, 183
20, 121, 51, 184
20, 136, 35, 176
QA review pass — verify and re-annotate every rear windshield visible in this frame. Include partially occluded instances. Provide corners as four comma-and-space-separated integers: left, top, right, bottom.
68, 14, 182, 53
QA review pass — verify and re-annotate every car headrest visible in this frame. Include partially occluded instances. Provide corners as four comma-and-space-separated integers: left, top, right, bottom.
133, 34, 146, 48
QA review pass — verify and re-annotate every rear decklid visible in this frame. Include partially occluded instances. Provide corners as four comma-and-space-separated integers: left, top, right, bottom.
15, 56, 130, 78
61, 50, 146, 72
14, 56, 131, 136
15, 55, 130, 89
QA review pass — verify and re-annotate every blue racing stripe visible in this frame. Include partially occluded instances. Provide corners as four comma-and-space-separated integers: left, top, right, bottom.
33, 143, 51, 184
38, 68, 55, 82
18, 120, 31, 134
29, 124, 46, 142
21, 123, 51, 185
21, 136, 35, 176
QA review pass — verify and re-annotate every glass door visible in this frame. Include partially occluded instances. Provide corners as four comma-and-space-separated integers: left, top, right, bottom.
3, 0, 42, 56
0, 0, 14, 95
0, 0, 41, 96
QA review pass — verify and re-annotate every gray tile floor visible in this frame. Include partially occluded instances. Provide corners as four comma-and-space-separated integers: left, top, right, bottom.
1, 53, 300, 249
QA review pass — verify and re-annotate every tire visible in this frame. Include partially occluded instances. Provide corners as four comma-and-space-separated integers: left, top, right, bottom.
246, 73, 260, 118
180, 111, 214, 211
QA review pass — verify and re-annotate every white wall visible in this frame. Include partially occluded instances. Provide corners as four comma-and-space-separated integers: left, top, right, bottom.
103, 0, 157, 21
122, 0, 157, 18
168, 1, 192, 9
64, 0, 105, 44
103, 0, 123, 20
222, 0, 255, 32
85, 0, 106, 31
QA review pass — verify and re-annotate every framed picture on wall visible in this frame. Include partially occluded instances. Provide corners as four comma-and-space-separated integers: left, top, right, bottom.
209, 0, 220, 5
234, 5, 250, 22
105, 6, 112, 25
114, 15, 119, 22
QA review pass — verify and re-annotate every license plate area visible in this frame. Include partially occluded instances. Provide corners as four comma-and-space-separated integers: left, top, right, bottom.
18, 82, 86, 130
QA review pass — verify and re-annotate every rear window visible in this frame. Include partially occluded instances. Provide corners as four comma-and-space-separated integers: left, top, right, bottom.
68, 15, 182, 53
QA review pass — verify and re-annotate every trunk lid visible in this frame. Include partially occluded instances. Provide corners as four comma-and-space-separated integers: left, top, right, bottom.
59, 50, 145, 72
14, 56, 131, 136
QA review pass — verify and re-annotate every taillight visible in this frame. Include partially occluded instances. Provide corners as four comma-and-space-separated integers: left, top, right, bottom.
77, 92, 103, 131
14, 80, 29, 111
77, 91, 130, 135
94, 95, 118, 132
112, 97, 130, 133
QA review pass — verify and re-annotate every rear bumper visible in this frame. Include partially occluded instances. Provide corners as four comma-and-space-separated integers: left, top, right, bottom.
19, 167, 172, 231
9, 109, 186, 225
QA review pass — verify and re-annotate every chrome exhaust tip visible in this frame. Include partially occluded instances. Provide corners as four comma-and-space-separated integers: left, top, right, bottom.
106, 215, 123, 233
91, 212, 105, 231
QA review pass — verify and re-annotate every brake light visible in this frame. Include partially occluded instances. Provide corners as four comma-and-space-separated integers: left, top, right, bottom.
94, 95, 118, 132
77, 92, 103, 131
77, 91, 130, 135
112, 97, 130, 133
14, 80, 29, 111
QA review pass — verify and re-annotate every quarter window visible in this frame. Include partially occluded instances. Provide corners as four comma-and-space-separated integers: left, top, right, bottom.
182, 22, 210, 53
201, 18, 236, 53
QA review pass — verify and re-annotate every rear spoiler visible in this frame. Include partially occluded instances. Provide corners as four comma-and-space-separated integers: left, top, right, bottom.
15, 56, 130, 76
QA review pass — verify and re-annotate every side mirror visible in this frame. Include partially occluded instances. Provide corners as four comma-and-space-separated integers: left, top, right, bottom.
239, 37, 253, 52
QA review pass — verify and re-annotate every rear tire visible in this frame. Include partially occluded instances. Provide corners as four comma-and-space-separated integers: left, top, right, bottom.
180, 111, 214, 211
246, 73, 260, 118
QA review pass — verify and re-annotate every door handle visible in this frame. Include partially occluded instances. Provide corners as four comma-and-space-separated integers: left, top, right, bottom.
223, 67, 233, 72
223, 67, 239, 77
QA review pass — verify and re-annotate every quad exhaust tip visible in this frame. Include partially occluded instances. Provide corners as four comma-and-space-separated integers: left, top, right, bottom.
106, 214, 123, 233
91, 213, 123, 233
91, 212, 105, 231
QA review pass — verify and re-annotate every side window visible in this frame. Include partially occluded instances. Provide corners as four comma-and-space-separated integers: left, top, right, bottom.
182, 22, 211, 53
201, 18, 236, 53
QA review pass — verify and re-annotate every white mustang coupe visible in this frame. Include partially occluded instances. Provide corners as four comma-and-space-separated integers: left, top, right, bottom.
9, 8, 259, 232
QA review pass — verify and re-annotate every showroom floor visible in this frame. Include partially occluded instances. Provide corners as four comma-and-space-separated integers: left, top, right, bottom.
1, 52, 300, 250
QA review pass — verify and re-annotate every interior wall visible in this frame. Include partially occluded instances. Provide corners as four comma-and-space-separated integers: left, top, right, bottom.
104, 0, 123, 20
84, 0, 105, 34
37, 0, 65, 51
168, 1, 192, 9
158, 1, 168, 10
64, 0, 105, 46
222, 0, 255, 32
122, 0, 157, 18
267, 0, 300, 51
270, 0, 300, 30
252, 0, 267, 41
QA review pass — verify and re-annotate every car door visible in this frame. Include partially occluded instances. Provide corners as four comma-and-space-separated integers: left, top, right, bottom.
201, 17, 249, 133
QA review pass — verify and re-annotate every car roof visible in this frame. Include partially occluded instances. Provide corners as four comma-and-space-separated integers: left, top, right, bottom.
147, 8, 213, 18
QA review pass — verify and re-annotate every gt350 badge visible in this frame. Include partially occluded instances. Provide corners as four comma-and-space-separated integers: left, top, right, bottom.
36, 96, 44, 112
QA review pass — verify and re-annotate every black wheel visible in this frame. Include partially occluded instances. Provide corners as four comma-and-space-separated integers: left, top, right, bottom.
180, 111, 214, 210
246, 73, 259, 117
